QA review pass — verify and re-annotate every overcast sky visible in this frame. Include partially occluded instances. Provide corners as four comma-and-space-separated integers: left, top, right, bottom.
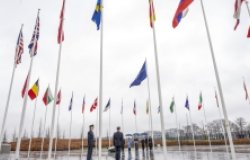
0, 0, 250, 139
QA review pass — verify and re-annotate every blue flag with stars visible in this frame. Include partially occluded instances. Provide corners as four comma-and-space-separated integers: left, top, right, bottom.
130, 61, 147, 88
92, 0, 102, 30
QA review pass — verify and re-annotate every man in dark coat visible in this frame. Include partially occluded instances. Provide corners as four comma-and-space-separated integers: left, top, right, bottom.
87, 125, 95, 160
113, 126, 124, 160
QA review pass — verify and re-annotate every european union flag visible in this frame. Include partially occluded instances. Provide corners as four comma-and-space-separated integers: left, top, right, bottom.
91, 0, 102, 30
130, 61, 147, 88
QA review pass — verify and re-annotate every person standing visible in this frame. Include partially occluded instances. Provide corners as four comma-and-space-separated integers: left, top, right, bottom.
148, 136, 153, 151
113, 126, 124, 160
127, 137, 132, 152
87, 125, 95, 160
141, 138, 145, 153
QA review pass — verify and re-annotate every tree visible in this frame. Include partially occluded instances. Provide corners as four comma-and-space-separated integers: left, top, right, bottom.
235, 117, 247, 134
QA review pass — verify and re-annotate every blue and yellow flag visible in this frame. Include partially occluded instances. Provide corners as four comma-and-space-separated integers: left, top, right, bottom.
91, 0, 102, 30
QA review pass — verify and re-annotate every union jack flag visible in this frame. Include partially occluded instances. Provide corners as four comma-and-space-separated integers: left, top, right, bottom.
15, 26, 24, 65
28, 11, 40, 57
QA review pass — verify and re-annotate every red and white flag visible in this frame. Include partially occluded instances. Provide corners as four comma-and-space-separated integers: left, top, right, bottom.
243, 80, 249, 100
21, 72, 29, 98
233, 0, 244, 30
56, 89, 61, 105
58, 0, 65, 44
90, 97, 98, 112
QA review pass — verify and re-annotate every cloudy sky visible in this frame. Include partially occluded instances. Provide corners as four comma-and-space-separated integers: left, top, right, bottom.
0, 0, 250, 140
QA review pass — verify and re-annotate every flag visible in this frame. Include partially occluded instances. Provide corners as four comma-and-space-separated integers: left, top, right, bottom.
28, 11, 40, 57
146, 100, 149, 114
68, 93, 73, 111
104, 98, 111, 112
133, 101, 136, 115
58, 0, 65, 44
233, 0, 244, 30
90, 97, 98, 112
169, 97, 175, 113
42, 86, 54, 106
215, 90, 219, 108
172, 0, 193, 28
130, 61, 147, 87
198, 92, 203, 110
247, 26, 250, 38
82, 96, 86, 113
91, 0, 102, 30
56, 89, 61, 105
21, 73, 29, 98
149, 0, 156, 28
15, 26, 24, 65
28, 79, 39, 100
243, 80, 249, 100
185, 96, 190, 110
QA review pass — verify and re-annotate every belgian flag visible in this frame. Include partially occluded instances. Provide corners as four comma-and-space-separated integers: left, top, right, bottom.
28, 79, 39, 100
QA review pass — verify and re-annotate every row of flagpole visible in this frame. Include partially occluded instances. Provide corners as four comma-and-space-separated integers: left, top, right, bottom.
2, 0, 250, 160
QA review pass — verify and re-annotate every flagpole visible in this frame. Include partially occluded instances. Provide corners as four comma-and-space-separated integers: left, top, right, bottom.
80, 112, 85, 159
0, 64, 16, 151
0, 24, 23, 150
173, 98, 181, 152
121, 99, 124, 132
145, 60, 155, 152
47, 0, 66, 158
202, 104, 212, 153
188, 109, 197, 159
96, 106, 99, 155
108, 103, 111, 148
39, 106, 48, 159
68, 108, 73, 157
27, 97, 38, 159
218, 106, 229, 155
98, 0, 104, 158
15, 10, 40, 159
53, 104, 61, 159
150, 1, 167, 157
199, 0, 236, 159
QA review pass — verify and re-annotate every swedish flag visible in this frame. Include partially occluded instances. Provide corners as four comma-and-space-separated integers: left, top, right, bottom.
91, 0, 102, 30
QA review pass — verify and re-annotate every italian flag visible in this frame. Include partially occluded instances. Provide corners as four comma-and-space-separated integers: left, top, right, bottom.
198, 92, 203, 110
43, 85, 54, 106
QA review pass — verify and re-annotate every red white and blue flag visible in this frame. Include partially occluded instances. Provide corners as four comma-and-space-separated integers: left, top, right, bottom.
247, 26, 250, 38
172, 0, 193, 28
15, 26, 24, 65
28, 11, 40, 57
233, 0, 244, 30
